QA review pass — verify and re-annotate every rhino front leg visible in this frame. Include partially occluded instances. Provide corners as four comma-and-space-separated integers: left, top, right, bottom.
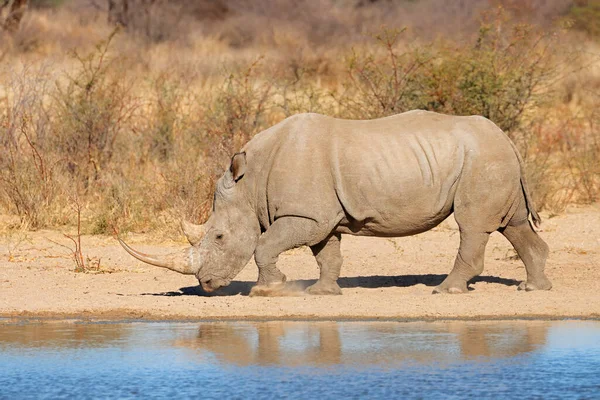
433, 231, 490, 294
307, 233, 343, 295
251, 217, 327, 296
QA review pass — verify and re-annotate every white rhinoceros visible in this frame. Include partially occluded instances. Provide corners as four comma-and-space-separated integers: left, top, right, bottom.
120, 111, 551, 295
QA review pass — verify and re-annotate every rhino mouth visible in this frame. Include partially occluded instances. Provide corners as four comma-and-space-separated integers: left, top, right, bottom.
199, 277, 230, 293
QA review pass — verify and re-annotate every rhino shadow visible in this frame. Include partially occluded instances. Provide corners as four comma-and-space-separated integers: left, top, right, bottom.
143, 274, 519, 297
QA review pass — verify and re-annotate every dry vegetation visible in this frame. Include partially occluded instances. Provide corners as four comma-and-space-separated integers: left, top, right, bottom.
0, 0, 599, 237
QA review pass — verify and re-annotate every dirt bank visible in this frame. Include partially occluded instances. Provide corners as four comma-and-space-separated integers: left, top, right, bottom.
1, 204, 599, 321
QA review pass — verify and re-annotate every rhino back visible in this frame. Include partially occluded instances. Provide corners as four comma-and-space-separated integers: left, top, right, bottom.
245, 111, 518, 235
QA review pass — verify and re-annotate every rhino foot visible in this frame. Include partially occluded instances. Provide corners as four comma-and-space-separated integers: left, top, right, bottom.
249, 282, 287, 297
518, 278, 552, 291
432, 284, 468, 295
256, 265, 286, 287
306, 281, 342, 296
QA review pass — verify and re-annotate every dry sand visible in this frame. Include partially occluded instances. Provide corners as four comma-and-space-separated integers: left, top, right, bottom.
1, 204, 599, 321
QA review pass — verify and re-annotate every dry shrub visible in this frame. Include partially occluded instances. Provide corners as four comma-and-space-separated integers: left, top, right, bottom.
0, 65, 68, 228
335, 28, 434, 119
567, 0, 600, 38
105, 0, 229, 44
430, 19, 559, 133
276, 67, 334, 118
156, 158, 216, 228
215, 0, 368, 49
153, 60, 277, 227
513, 101, 600, 213
89, 59, 276, 233
145, 73, 185, 162
1, 5, 112, 57
52, 30, 138, 187
559, 108, 600, 204
337, 9, 561, 133
55, 196, 102, 272
202, 59, 274, 160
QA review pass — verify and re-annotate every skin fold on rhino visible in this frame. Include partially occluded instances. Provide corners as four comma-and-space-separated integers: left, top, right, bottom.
119, 111, 552, 295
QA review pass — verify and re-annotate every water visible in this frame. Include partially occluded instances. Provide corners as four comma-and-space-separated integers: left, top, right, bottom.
0, 320, 599, 399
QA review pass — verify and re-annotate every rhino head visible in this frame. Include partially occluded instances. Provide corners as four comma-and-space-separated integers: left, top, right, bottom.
119, 152, 261, 292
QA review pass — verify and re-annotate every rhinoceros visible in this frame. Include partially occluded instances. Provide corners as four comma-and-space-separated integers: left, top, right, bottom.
119, 111, 551, 295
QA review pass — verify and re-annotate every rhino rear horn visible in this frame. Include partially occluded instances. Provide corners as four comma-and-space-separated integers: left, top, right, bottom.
181, 220, 205, 246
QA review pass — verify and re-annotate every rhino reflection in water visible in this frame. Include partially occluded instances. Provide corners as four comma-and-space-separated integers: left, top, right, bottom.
0, 321, 548, 365
119, 111, 552, 295
173, 322, 549, 366
177, 322, 343, 366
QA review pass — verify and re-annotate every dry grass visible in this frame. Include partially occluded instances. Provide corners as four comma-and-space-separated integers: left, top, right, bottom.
0, 0, 598, 236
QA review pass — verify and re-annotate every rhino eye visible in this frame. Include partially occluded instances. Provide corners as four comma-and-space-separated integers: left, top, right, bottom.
215, 234, 224, 240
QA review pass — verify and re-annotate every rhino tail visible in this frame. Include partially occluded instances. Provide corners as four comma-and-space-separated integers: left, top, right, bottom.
520, 171, 542, 228
508, 137, 542, 228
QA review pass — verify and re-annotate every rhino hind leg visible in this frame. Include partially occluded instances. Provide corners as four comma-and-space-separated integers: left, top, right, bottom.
433, 231, 490, 294
307, 233, 343, 295
250, 216, 329, 297
500, 220, 551, 291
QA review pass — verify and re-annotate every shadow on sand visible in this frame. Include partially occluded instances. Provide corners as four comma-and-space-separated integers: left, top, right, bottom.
142, 274, 520, 297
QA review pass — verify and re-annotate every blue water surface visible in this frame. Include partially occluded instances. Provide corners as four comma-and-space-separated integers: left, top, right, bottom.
0, 320, 599, 399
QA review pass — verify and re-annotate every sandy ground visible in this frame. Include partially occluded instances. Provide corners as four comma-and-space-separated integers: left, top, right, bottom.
0, 204, 599, 321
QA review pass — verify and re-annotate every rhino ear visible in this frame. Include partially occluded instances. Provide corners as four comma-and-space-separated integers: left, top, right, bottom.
230, 152, 247, 182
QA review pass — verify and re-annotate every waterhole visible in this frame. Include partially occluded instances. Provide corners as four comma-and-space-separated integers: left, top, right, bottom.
0, 320, 598, 398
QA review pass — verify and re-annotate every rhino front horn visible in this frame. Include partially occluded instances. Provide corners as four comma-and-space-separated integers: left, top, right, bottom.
181, 220, 205, 246
118, 237, 198, 275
